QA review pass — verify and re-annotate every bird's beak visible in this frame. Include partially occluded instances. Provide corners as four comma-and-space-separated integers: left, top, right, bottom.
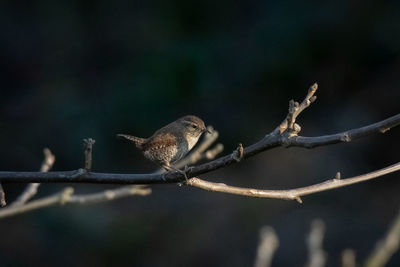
203, 128, 212, 134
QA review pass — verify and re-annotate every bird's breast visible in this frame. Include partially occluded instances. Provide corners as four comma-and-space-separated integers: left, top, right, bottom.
186, 135, 200, 151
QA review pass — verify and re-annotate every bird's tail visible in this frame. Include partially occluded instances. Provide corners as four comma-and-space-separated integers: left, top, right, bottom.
117, 134, 146, 149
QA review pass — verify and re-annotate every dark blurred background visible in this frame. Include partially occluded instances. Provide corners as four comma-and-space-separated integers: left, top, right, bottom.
1, 0, 400, 266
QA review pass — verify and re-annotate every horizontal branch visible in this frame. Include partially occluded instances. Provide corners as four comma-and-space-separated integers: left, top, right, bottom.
186, 161, 400, 202
0, 113, 398, 184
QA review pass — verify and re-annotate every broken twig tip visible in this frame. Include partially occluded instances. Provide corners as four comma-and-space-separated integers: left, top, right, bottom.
232, 143, 244, 162
311, 82, 318, 90
295, 196, 303, 203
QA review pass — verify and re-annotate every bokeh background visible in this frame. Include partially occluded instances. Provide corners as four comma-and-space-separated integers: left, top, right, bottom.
1, 0, 400, 266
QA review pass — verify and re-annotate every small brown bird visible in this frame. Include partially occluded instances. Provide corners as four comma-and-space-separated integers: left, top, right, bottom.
117, 115, 210, 176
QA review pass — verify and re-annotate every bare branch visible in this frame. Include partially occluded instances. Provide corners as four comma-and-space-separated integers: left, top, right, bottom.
254, 226, 279, 267
306, 219, 327, 267
0, 186, 151, 219
186, 161, 400, 202
0, 110, 398, 185
365, 208, 400, 267
11, 148, 55, 207
0, 183, 5, 207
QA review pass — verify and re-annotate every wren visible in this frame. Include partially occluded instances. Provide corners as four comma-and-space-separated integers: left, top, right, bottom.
117, 115, 210, 178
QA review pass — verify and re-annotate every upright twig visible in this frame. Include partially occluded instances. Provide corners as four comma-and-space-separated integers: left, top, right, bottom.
0, 183, 5, 207
254, 226, 279, 267
279, 83, 318, 134
365, 208, 400, 267
10, 148, 55, 207
84, 138, 95, 171
305, 219, 327, 267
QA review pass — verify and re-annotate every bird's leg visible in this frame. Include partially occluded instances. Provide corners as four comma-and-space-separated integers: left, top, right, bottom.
162, 164, 189, 182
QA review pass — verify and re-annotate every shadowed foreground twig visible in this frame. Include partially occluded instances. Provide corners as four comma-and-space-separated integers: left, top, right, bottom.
306, 219, 326, 267
0, 186, 151, 218
365, 208, 400, 267
254, 226, 279, 267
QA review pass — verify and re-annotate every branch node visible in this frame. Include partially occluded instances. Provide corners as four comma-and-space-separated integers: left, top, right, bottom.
380, 127, 390, 133
335, 172, 341, 180
340, 133, 351, 142
72, 168, 87, 179
280, 135, 291, 147
232, 143, 244, 162
83, 138, 95, 171
295, 196, 303, 203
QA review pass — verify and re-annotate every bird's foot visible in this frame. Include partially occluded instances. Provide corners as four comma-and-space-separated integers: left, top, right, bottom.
163, 165, 192, 183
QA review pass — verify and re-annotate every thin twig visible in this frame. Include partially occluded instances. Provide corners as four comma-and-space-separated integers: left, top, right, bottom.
0, 183, 5, 207
0, 186, 151, 219
365, 208, 400, 267
305, 219, 327, 267
254, 226, 279, 267
11, 148, 55, 207
186, 161, 400, 202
